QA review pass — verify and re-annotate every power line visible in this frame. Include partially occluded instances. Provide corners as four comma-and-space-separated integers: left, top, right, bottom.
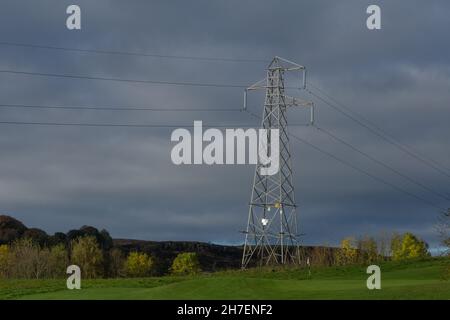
250, 110, 450, 200
0, 69, 302, 90
0, 41, 268, 63
289, 132, 446, 212
314, 125, 450, 202
0, 110, 445, 210
243, 109, 446, 212
0, 69, 248, 88
306, 87, 450, 180
5, 40, 448, 177
0, 119, 309, 128
310, 83, 450, 174
0, 103, 241, 112
0, 120, 255, 128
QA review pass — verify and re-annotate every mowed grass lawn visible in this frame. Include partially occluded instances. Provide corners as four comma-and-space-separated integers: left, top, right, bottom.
1, 258, 449, 300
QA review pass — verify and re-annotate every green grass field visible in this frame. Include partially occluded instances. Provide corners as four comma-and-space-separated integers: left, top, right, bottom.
1, 258, 449, 300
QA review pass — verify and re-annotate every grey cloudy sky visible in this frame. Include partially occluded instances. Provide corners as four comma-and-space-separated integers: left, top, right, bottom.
0, 0, 449, 249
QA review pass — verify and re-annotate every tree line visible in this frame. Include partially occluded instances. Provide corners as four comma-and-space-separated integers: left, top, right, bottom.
0, 215, 202, 279
304, 232, 431, 268
0, 235, 201, 279
1, 213, 448, 279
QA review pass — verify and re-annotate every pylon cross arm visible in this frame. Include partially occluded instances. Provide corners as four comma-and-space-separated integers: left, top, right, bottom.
284, 95, 312, 108
284, 96, 315, 125
273, 56, 305, 71
243, 79, 267, 110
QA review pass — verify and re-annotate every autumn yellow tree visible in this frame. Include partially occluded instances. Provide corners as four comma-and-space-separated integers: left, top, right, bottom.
71, 236, 103, 278
170, 252, 201, 275
391, 233, 429, 261
0, 245, 10, 278
124, 252, 154, 277
336, 237, 358, 266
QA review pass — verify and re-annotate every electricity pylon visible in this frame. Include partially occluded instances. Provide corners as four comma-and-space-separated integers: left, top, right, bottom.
241, 56, 314, 269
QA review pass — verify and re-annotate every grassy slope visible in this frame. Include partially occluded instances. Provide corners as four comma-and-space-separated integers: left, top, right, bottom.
1, 258, 449, 300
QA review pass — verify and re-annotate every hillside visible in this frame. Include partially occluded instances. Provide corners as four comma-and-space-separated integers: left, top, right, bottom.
113, 239, 243, 271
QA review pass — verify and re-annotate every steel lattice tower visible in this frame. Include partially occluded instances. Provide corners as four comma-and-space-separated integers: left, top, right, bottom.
241, 57, 313, 269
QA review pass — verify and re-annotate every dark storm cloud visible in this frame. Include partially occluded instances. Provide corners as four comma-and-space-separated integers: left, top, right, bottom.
0, 0, 449, 249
